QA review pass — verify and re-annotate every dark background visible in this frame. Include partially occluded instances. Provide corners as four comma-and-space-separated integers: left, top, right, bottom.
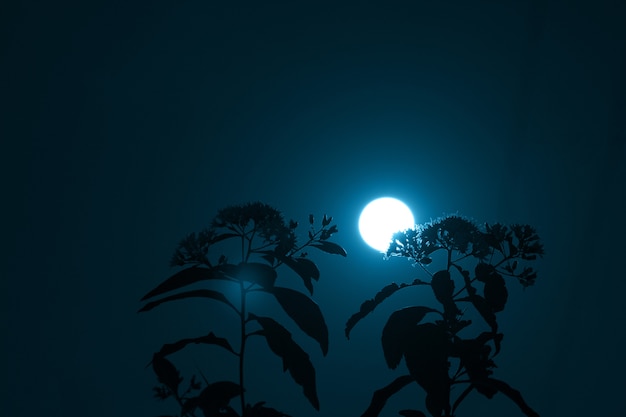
2, 1, 625, 416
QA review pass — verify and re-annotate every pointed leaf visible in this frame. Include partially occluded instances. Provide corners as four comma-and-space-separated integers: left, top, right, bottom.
182, 380, 241, 416
278, 256, 320, 295
474, 378, 540, 417
475, 264, 508, 312
141, 266, 233, 301
431, 270, 460, 318
138, 289, 237, 313
263, 286, 329, 355
245, 401, 293, 417
403, 323, 450, 391
158, 332, 237, 357
310, 241, 347, 257
152, 353, 182, 394
212, 232, 239, 244
403, 323, 451, 416
232, 262, 277, 288
431, 270, 454, 304
258, 249, 276, 265
360, 375, 413, 417
346, 280, 430, 339
451, 384, 474, 414
457, 292, 498, 333
249, 314, 319, 410
382, 307, 438, 369
346, 283, 399, 339
483, 273, 508, 312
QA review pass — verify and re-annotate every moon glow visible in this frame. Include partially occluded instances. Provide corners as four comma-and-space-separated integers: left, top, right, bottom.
359, 197, 415, 252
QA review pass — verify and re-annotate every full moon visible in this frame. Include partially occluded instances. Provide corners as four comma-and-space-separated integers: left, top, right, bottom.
359, 197, 415, 252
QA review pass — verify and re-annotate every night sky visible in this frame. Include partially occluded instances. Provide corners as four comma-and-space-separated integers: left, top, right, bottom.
2, 1, 626, 416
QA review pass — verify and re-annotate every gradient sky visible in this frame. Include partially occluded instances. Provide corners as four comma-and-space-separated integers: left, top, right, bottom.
2, 1, 625, 416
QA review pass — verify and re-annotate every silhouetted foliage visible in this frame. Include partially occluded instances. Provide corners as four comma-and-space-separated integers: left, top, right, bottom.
140, 202, 346, 416
346, 215, 544, 417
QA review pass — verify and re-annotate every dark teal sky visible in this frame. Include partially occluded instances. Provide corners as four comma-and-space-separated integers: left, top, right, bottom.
2, 1, 625, 416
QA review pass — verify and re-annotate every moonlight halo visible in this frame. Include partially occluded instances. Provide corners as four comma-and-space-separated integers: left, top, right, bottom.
359, 197, 415, 252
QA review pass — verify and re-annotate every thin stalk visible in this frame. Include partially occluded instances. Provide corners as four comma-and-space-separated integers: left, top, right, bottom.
239, 233, 247, 414
239, 280, 246, 414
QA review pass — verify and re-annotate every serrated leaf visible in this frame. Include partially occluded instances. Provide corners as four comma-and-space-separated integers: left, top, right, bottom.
381, 307, 438, 369
157, 332, 237, 357
138, 289, 237, 313
249, 314, 319, 410
360, 375, 414, 417
263, 286, 329, 355
310, 241, 347, 257
141, 266, 233, 301
278, 256, 320, 295
345, 283, 398, 339
345, 280, 430, 339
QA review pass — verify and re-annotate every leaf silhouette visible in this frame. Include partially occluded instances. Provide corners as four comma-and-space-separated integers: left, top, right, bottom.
381, 306, 438, 369
451, 384, 474, 414
431, 270, 454, 304
475, 263, 508, 312
232, 262, 277, 288
473, 378, 540, 417
182, 380, 241, 416
249, 313, 319, 410
157, 332, 237, 357
141, 266, 233, 301
138, 289, 237, 313
310, 241, 347, 257
403, 323, 451, 417
262, 286, 329, 355
484, 275, 508, 313
345, 279, 430, 339
458, 293, 498, 332
430, 270, 460, 319
360, 375, 414, 417
278, 256, 320, 295
245, 401, 293, 417
152, 353, 182, 395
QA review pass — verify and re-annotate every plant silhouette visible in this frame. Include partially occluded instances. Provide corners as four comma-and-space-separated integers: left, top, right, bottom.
346, 215, 544, 417
139, 202, 347, 417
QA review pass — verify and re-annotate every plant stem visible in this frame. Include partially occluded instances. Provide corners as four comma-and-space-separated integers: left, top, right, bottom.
239, 280, 246, 415
239, 232, 247, 415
